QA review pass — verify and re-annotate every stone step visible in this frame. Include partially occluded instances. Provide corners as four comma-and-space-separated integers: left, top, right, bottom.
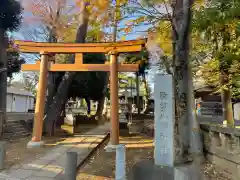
3, 121, 31, 140
5, 122, 21, 126
5, 125, 24, 128
5, 125, 25, 130
4, 127, 27, 133
2, 133, 31, 140
14, 130, 30, 134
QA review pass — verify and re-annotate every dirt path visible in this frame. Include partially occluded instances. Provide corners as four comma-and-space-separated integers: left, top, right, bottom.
3, 135, 68, 171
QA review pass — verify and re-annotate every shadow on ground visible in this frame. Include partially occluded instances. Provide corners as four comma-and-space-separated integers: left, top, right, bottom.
77, 129, 154, 180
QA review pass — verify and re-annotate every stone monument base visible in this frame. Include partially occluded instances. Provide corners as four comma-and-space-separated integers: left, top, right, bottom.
129, 160, 203, 180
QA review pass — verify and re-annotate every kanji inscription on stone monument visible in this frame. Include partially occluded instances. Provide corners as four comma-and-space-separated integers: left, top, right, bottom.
154, 74, 174, 167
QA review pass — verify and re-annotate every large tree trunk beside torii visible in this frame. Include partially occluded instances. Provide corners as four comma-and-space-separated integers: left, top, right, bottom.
42, 2, 71, 133
44, 28, 58, 114
43, 28, 61, 134
44, 3, 89, 136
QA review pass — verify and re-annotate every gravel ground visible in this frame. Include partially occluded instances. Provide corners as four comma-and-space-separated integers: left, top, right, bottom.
77, 132, 153, 180
76, 121, 233, 180
201, 163, 232, 180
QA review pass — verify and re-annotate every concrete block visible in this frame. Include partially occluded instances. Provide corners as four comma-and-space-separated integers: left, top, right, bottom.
129, 160, 202, 180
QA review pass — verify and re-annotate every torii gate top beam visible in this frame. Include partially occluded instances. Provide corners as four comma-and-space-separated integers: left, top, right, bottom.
12, 39, 146, 54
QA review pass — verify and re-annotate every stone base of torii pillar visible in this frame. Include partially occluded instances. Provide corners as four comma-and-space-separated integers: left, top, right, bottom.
27, 141, 44, 149
104, 144, 117, 152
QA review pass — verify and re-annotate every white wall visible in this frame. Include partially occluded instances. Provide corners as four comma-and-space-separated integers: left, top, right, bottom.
6, 94, 13, 112
27, 97, 34, 111
7, 93, 34, 112
15, 95, 27, 112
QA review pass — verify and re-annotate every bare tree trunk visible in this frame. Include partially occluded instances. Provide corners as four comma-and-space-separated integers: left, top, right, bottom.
0, 29, 7, 138
188, 61, 204, 163
222, 89, 233, 124
219, 29, 234, 126
95, 72, 110, 120
95, 96, 105, 120
172, 0, 193, 163
44, 2, 89, 136
220, 70, 234, 125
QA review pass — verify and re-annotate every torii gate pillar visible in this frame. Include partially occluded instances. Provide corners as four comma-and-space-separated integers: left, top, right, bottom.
108, 52, 119, 147
27, 52, 49, 148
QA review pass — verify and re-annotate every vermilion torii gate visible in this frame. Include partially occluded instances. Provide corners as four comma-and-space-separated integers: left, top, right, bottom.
14, 39, 145, 148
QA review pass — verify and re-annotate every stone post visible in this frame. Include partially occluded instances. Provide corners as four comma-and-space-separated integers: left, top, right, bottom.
65, 152, 77, 180
116, 144, 126, 180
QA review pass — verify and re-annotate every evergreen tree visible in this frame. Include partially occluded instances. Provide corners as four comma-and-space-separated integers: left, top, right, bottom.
0, 0, 23, 137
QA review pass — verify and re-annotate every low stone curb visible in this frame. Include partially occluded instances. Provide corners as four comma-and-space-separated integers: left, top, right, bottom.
76, 132, 110, 169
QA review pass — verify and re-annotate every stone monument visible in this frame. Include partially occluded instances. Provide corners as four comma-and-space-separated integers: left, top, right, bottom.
129, 74, 202, 180
154, 74, 174, 167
